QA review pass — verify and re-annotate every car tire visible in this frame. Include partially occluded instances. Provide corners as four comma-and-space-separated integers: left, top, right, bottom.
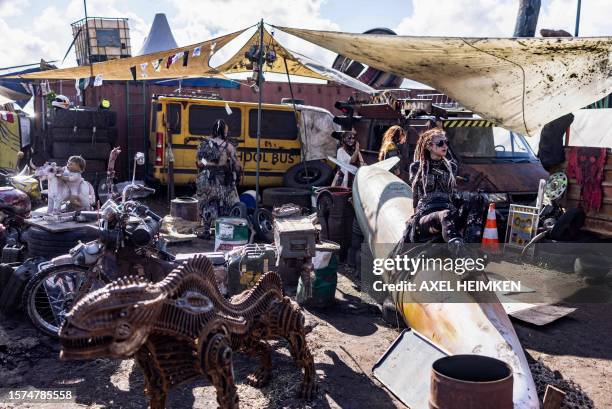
283, 160, 333, 188
52, 109, 93, 128
23, 226, 99, 258
252, 207, 274, 243
262, 187, 311, 209
50, 127, 117, 145
52, 142, 112, 160
228, 202, 248, 218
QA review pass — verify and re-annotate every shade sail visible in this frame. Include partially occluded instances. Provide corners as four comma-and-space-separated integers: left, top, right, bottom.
276, 26, 612, 136
215, 28, 327, 80
13, 29, 247, 81
216, 27, 376, 93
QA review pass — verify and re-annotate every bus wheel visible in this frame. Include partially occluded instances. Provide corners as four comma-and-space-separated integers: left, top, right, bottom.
283, 160, 333, 188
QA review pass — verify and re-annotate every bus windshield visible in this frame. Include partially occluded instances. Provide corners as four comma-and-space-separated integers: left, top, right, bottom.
446, 126, 535, 160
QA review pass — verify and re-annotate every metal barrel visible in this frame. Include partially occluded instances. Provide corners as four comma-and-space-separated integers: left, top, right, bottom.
430, 355, 513, 409
170, 197, 199, 222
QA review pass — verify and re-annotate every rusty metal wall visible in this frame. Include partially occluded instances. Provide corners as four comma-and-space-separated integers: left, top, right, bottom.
34, 80, 357, 179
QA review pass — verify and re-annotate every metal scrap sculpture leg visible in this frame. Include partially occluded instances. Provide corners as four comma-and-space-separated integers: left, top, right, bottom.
135, 343, 168, 409
244, 338, 272, 387
202, 333, 239, 409
264, 298, 317, 399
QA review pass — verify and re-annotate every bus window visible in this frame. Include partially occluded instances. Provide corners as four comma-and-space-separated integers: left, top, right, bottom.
167, 103, 181, 134
248, 109, 298, 140
151, 102, 160, 132
189, 105, 242, 138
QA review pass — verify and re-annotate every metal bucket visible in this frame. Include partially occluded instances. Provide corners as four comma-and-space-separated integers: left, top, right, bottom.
430, 355, 513, 409
170, 197, 199, 222
214, 217, 249, 252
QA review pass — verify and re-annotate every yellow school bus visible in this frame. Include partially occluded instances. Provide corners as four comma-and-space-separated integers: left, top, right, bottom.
148, 94, 305, 187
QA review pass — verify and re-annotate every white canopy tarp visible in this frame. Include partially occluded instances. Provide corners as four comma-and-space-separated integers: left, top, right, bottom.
297, 105, 340, 161
276, 26, 612, 136
569, 109, 612, 148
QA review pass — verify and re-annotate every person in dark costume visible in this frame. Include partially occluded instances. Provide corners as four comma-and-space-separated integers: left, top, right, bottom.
196, 119, 241, 239
406, 128, 466, 251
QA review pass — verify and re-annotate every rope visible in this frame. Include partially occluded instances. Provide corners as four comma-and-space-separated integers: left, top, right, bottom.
460, 38, 530, 136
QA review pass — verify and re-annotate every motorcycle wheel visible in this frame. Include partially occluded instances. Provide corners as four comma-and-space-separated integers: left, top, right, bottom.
22, 264, 108, 338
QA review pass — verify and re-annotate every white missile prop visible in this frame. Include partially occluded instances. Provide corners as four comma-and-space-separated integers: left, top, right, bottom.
327, 155, 358, 175
352, 158, 539, 409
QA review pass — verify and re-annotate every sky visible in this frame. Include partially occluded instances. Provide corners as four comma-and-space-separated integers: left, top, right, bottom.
1, 0, 611, 73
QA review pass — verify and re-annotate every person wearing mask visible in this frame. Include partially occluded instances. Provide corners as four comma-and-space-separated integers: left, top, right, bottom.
195, 119, 242, 239
331, 130, 364, 188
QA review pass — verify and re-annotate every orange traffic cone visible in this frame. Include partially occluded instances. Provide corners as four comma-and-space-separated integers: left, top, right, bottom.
481, 203, 500, 254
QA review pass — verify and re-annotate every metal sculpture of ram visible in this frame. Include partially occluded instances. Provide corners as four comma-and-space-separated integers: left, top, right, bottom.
58, 255, 316, 409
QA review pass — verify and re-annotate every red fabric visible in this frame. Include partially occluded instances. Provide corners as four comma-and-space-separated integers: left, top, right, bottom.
0, 111, 14, 123
566, 146, 607, 212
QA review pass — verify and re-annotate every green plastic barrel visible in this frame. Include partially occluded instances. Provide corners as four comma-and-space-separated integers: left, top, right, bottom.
297, 255, 338, 307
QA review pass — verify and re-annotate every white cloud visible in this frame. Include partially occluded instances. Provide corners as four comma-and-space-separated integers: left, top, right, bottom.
395, 0, 516, 37
167, 0, 340, 67
0, 0, 30, 17
538, 0, 612, 36
0, 0, 150, 68
1, 0, 610, 74
394, 0, 612, 37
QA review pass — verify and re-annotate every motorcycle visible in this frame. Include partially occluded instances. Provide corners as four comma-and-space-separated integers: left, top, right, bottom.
23, 152, 176, 338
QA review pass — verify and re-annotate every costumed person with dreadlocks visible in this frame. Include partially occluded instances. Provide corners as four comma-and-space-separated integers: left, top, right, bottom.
406, 128, 469, 253
196, 119, 242, 239
331, 130, 364, 188
378, 125, 406, 176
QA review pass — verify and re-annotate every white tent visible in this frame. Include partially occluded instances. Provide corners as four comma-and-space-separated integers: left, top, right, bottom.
138, 13, 178, 56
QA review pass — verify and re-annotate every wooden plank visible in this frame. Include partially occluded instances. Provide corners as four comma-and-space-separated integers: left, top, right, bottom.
543, 385, 566, 409
503, 303, 577, 326
567, 183, 612, 204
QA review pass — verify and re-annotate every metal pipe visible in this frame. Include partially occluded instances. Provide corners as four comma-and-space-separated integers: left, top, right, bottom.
575, 0, 582, 36
283, 56, 309, 181
430, 355, 513, 409
83, 0, 93, 104
255, 19, 264, 210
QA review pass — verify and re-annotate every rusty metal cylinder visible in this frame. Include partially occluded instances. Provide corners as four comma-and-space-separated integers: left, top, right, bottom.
429, 355, 513, 409
170, 197, 199, 222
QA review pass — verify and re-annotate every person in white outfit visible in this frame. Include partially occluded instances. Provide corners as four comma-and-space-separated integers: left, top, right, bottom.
331, 131, 364, 188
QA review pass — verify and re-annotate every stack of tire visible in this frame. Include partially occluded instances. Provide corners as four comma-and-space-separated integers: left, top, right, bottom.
23, 226, 100, 259
48, 108, 117, 187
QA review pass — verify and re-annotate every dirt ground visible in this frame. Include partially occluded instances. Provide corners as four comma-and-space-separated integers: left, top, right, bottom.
1, 249, 611, 408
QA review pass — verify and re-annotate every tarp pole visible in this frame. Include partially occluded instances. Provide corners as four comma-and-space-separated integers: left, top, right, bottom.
83, 0, 93, 105
575, 0, 582, 36
255, 19, 264, 209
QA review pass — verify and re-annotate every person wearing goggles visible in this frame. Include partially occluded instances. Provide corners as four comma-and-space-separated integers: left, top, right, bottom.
406, 128, 465, 250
